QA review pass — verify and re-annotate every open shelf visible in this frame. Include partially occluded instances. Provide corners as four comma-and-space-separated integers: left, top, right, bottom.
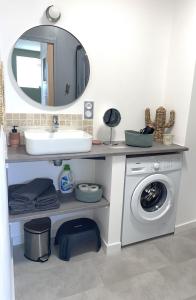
9, 192, 109, 223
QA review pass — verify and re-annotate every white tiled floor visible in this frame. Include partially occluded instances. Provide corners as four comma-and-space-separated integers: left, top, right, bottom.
14, 228, 196, 300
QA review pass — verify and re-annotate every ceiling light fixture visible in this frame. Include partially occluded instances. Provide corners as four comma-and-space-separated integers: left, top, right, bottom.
45, 5, 61, 23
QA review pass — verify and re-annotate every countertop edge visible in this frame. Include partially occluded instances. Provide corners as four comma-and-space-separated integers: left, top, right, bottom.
6, 144, 189, 163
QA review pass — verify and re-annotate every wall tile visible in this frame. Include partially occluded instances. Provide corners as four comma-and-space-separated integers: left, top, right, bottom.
12, 113, 20, 120
20, 113, 26, 119
5, 113, 93, 145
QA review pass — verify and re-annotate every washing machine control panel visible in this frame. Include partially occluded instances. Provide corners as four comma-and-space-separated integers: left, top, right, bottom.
153, 162, 160, 170
126, 154, 182, 175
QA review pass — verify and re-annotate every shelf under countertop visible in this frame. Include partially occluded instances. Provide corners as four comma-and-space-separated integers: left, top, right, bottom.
9, 192, 109, 223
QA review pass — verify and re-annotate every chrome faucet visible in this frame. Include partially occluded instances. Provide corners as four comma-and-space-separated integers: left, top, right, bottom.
52, 115, 59, 132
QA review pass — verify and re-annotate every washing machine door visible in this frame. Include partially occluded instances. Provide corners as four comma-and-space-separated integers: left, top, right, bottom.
131, 174, 174, 223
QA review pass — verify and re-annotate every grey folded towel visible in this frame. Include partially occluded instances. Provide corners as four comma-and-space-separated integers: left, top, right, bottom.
36, 185, 58, 204
35, 201, 60, 211
8, 179, 60, 215
10, 178, 53, 202
9, 184, 35, 214
9, 184, 33, 204
9, 207, 35, 215
35, 185, 60, 210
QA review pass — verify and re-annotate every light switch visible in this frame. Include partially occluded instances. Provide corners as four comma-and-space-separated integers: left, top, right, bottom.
84, 101, 94, 119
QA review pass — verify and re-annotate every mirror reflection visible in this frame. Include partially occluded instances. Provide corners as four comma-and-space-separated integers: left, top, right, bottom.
103, 108, 121, 127
11, 25, 90, 107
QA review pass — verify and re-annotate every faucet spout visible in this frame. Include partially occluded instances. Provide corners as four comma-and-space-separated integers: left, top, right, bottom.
52, 115, 59, 132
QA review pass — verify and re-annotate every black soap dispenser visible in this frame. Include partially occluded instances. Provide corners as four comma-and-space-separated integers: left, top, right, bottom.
9, 125, 20, 147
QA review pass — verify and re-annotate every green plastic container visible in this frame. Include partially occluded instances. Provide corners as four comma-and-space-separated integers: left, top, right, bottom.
125, 130, 153, 147
75, 184, 103, 203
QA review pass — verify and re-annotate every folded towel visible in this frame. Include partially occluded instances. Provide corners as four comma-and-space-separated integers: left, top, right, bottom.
35, 200, 60, 211
9, 184, 35, 214
35, 185, 58, 204
9, 209, 34, 215
9, 200, 35, 215
10, 178, 53, 202
9, 184, 32, 204
9, 202, 35, 209
8, 179, 60, 215
35, 185, 60, 210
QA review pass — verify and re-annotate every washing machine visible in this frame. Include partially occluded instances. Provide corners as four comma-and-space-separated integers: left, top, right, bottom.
121, 153, 182, 246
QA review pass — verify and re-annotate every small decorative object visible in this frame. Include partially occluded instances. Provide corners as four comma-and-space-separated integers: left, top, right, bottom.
163, 134, 174, 145
145, 106, 175, 143
92, 139, 102, 145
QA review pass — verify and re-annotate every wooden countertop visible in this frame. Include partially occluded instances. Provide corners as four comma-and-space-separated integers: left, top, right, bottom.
6, 142, 188, 163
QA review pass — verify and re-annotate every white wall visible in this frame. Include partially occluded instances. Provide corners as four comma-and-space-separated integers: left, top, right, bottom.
162, 0, 196, 226
0, 0, 173, 140
164, 0, 196, 145
176, 68, 196, 226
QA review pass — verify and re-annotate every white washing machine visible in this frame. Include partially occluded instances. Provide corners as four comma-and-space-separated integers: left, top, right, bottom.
121, 153, 182, 246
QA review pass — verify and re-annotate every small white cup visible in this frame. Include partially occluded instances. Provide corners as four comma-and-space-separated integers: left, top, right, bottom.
163, 134, 174, 145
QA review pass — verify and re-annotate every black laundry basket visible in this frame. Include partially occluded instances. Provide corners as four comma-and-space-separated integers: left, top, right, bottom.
55, 218, 101, 261
24, 217, 51, 262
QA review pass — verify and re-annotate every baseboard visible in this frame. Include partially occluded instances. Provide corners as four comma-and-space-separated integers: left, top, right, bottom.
175, 219, 196, 233
101, 238, 121, 255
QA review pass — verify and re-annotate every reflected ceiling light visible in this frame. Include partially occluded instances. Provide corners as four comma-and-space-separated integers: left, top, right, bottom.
46, 5, 61, 23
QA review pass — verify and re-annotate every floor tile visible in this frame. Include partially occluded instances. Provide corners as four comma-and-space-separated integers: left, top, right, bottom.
159, 258, 196, 300
184, 296, 196, 300
15, 258, 102, 300
176, 227, 196, 241
14, 242, 105, 277
108, 270, 179, 300
151, 234, 196, 263
60, 286, 122, 300
94, 242, 170, 286
94, 250, 138, 285
123, 242, 170, 270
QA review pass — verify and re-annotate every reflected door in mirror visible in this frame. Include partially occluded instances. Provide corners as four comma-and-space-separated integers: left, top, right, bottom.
11, 25, 90, 107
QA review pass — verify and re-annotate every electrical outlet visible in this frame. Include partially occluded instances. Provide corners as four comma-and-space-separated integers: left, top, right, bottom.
84, 101, 94, 119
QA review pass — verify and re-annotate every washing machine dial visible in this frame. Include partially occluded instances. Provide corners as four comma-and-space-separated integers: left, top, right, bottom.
153, 162, 160, 171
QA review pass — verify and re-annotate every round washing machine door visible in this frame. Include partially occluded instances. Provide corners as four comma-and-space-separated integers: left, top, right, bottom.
131, 174, 174, 223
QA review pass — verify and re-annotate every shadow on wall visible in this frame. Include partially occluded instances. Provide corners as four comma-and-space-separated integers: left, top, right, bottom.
97, 124, 117, 142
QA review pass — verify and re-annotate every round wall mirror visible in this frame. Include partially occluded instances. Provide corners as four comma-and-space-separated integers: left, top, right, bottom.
11, 25, 90, 107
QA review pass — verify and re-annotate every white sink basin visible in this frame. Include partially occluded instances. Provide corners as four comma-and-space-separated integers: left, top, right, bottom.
24, 130, 92, 155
